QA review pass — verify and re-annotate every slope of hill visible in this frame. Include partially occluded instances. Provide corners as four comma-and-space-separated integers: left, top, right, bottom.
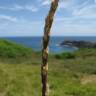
0, 40, 96, 96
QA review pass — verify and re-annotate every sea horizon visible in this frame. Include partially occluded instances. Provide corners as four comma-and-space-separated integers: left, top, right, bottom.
1, 36, 96, 53
1, 35, 96, 38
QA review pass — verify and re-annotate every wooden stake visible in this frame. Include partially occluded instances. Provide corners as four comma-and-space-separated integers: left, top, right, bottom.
41, 0, 59, 96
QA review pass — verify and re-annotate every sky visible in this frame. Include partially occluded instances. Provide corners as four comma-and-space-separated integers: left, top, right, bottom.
0, 0, 96, 37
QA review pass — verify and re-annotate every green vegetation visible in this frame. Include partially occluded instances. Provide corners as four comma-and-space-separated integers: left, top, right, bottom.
55, 52, 75, 59
0, 40, 96, 96
0, 40, 35, 63
0, 40, 33, 58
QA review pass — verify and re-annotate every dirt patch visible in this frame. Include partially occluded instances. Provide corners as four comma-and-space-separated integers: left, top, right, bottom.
81, 75, 96, 85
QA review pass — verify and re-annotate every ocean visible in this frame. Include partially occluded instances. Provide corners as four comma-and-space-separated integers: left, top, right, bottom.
0, 36, 96, 53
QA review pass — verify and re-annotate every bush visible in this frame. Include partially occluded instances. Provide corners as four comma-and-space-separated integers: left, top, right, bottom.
55, 52, 75, 59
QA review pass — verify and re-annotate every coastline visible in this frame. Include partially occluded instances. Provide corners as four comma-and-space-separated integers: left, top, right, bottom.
1, 36, 96, 53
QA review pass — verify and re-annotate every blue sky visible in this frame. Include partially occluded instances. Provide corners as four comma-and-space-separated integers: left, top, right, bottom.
0, 0, 96, 37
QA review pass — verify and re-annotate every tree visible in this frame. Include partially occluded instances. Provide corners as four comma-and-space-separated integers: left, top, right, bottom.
41, 0, 59, 96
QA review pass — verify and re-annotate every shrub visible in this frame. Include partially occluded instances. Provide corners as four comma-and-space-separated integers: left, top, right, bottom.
55, 52, 75, 59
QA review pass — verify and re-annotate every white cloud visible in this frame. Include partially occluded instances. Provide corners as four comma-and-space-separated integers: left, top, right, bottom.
52, 20, 96, 36
25, 5, 38, 12
0, 4, 38, 12
0, 15, 18, 22
41, 0, 71, 7
0, 0, 96, 36
73, 4, 96, 19
0, 20, 44, 37
57, 0, 96, 19
41, 0, 51, 6
58, 0, 73, 9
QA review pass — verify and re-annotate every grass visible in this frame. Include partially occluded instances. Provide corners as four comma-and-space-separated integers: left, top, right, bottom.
0, 40, 37, 64
0, 40, 96, 96
55, 52, 75, 59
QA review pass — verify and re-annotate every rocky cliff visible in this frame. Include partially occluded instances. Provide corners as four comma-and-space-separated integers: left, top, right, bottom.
60, 40, 96, 48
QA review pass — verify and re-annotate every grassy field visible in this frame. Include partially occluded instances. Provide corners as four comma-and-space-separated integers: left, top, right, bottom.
0, 40, 96, 96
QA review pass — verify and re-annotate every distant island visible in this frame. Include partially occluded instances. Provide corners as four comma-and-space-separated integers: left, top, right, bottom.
60, 40, 96, 48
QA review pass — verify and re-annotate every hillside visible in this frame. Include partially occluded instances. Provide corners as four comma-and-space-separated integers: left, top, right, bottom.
0, 40, 35, 63
0, 40, 96, 96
